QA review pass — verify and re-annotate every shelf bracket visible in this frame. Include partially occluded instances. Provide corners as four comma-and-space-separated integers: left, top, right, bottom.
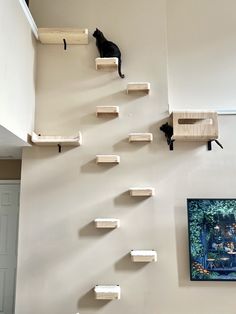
208, 139, 223, 151
63, 38, 67, 50
58, 144, 62, 153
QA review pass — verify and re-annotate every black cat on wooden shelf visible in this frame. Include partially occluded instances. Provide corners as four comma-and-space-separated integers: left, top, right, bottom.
93, 28, 125, 78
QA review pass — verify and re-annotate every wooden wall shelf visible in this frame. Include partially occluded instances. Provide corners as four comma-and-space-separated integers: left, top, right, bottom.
172, 111, 218, 141
38, 28, 88, 45
94, 285, 121, 300
95, 58, 118, 70
129, 187, 155, 197
127, 82, 150, 94
31, 132, 82, 146
131, 250, 157, 262
96, 106, 119, 117
96, 155, 120, 164
94, 218, 120, 229
129, 133, 153, 142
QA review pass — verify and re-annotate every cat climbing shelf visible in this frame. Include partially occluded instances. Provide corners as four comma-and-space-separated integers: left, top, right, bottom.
127, 82, 151, 94
129, 133, 153, 142
94, 218, 120, 229
130, 250, 157, 262
38, 28, 88, 49
94, 285, 121, 300
129, 187, 155, 197
31, 132, 82, 152
96, 106, 119, 117
96, 155, 120, 164
171, 111, 222, 151
95, 57, 119, 70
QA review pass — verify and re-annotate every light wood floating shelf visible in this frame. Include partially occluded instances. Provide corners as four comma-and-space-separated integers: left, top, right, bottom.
94, 218, 120, 229
172, 111, 218, 141
96, 155, 120, 164
129, 187, 155, 197
96, 106, 119, 117
129, 133, 153, 142
31, 132, 82, 146
131, 250, 157, 262
95, 57, 119, 70
94, 285, 121, 300
127, 82, 151, 94
38, 28, 89, 45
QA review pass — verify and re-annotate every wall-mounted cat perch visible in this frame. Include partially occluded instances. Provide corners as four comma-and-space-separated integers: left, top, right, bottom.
170, 111, 223, 151
129, 187, 155, 197
96, 106, 119, 117
129, 133, 153, 142
31, 132, 82, 153
96, 155, 120, 164
94, 218, 120, 229
127, 82, 151, 94
94, 285, 121, 300
38, 28, 88, 50
95, 57, 119, 70
131, 250, 157, 262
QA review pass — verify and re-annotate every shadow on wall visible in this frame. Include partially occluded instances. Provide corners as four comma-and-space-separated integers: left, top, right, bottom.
81, 158, 118, 173
78, 288, 110, 311
114, 253, 147, 272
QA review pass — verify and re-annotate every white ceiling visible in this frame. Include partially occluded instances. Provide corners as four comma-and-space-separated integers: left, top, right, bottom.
0, 125, 30, 159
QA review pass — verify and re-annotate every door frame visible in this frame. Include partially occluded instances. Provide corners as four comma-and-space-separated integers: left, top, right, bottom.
0, 180, 20, 314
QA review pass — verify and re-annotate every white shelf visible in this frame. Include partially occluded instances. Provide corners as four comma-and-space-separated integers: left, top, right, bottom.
96, 106, 119, 117
94, 218, 120, 229
129, 133, 153, 142
31, 132, 82, 146
94, 285, 121, 300
131, 250, 157, 262
96, 155, 120, 164
127, 82, 150, 94
95, 58, 119, 70
129, 187, 155, 197
38, 28, 88, 45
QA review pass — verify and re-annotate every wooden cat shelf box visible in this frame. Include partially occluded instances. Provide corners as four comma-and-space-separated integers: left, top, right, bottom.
38, 28, 89, 47
94, 218, 120, 229
96, 106, 119, 117
171, 111, 221, 150
129, 133, 153, 142
131, 250, 157, 262
94, 285, 121, 300
31, 132, 82, 152
95, 57, 119, 70
129, 187, 155, 197
127, 82, 150, 94
96, 155, 120, 164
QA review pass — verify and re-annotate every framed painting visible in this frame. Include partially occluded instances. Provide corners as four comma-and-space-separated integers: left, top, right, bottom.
187, 199, 236, 281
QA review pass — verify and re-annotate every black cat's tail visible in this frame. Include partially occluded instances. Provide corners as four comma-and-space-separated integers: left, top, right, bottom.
118, 58, 125, 78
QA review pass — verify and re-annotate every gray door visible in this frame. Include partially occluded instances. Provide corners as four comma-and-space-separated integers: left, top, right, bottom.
0, 184, 19, 314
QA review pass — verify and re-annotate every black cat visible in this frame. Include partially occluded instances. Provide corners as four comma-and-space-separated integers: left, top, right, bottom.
160, 122, 174, 147
93, 28, 125, 79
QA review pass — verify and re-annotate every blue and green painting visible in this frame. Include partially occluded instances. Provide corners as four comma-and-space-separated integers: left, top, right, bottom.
187, 199, 236, 281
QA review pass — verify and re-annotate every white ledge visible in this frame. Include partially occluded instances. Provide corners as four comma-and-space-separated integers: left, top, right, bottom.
131, 250, 157, 262
31, 132, 82, 146
94, 285, 121, 300
129, 187, 155, 197
94, 218, 120, 229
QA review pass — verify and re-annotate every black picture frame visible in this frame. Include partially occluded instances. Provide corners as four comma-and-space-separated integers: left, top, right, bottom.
187, 198, 236, 281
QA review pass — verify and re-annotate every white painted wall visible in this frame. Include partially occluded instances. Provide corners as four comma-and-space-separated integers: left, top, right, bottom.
0, 0, 36, 142
15, 1, 236, 314
167, 0, 236, 112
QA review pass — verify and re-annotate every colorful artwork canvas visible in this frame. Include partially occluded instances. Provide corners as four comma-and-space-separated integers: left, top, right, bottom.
187, 199, 236, 281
